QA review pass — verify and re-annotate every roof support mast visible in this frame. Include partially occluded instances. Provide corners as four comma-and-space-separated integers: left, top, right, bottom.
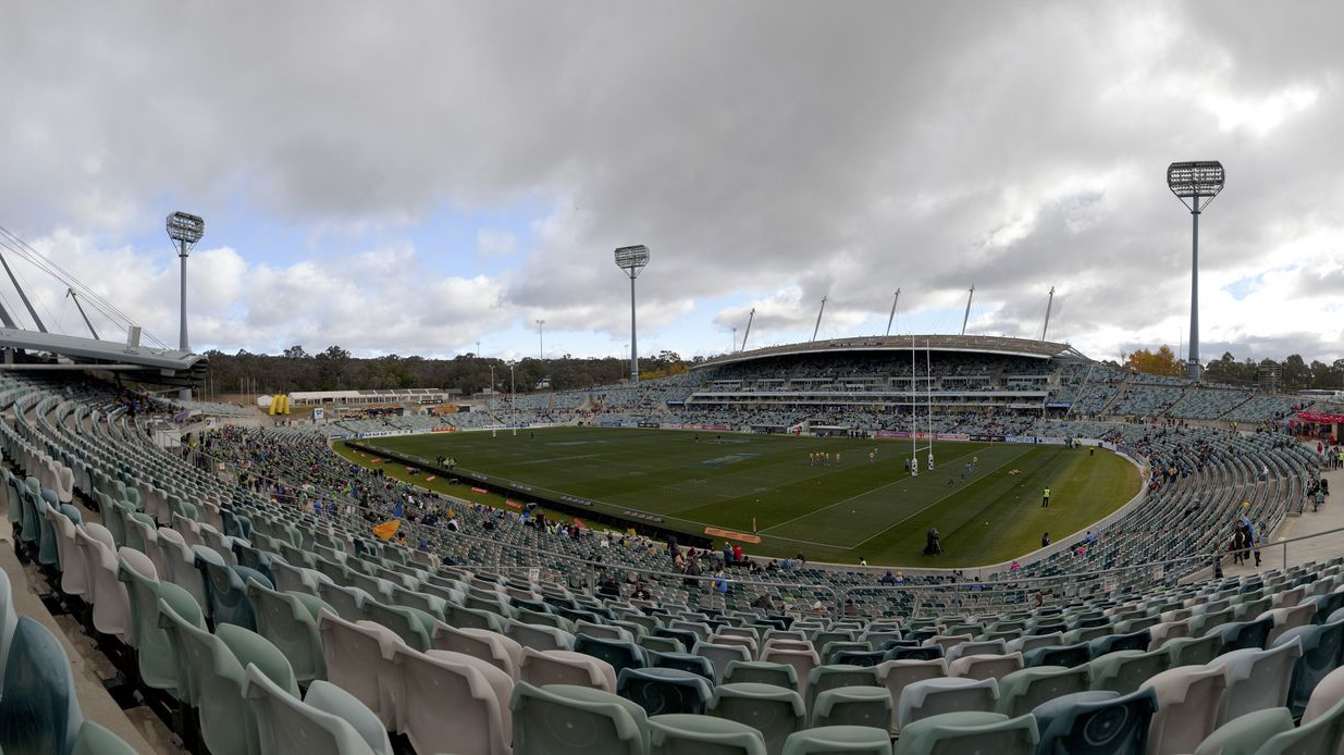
811, 296, 827, 342
67, 289, 99, 340
1041, 286, 1055, 341
960, 285, 974, 336
0, 249, 46, 332
740, 307, 754, 352
885, 289, 900, 336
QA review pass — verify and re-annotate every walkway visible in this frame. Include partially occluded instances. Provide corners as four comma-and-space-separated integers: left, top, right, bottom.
1222, 463, 1344, 578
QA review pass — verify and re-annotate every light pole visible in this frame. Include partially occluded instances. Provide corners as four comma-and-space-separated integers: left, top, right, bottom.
536, 319, 546, 361
614, 245, 650, 383
1167, 161, 1225, 382
166, 211, 204, 400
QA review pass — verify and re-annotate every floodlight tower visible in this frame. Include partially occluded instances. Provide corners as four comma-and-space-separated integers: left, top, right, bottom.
166, 211, 204, 400
1167, 161, 1224, 381
614, 245, 650, 383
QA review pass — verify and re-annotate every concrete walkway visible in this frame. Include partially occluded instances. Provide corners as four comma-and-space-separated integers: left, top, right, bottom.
1223, 464, 1344, 578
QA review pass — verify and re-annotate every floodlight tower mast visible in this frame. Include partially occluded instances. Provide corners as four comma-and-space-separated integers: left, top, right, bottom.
614, 245, 650, 383
166, 211, 204, 400
1166, 161, 1225, 381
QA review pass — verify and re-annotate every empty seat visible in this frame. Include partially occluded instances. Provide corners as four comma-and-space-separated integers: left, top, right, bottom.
506, 619, 576, 652
521, 647, 618, 692
808, 665, 881, 712
246, 664, 390, 755
1088, 629, 1151, 658
431, 624, 523, 679
393, 646, 512, 755
812, 686, 892, 729
1023, 642, 1090, 669
1272, 619, 1344, 718
1163, 634, 1222, 667
781, 725, 892, 755
247, 581, 330, 685
1087, 649, 1170, 695
883, 645, 944, 662
118, 549, 205, 698
947, 652, 1023, 681
76, 523, 131, 640
576, 634, 648, 678
995, 665, 1090, 718
318, 610, 404, 727
893, 711, 1037, 755
1143, 665, 1228, 755
710, 682, 806, 755
0, 617, 84, 755
650, 650, 715, 680
511, 682, 649, 755
897, 676, 998, 728
1032, 689, 1156, 755
647, 713, 767, 755
1205, 617, 1272, 655
725, 660, 800, 692
620, 666, 714, 716
1207, 639, 1301, 725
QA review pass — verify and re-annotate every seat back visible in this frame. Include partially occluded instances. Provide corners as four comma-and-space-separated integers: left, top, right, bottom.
512, 682, 648, 755
1210, 639, 1301, 724
1143, 665, 1227, 755
1274, 619, 1344, 718
996, 665, 1090, 718
245, 666, 386, 755
1033, 688, 1155, 755
0, 617, 85, 755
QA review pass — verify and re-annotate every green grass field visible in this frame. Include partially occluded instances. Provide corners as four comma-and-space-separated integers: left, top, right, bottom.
350, 427, 1140, 567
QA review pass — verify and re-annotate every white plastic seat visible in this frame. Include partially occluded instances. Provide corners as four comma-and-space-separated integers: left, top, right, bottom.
1207, 638, 1301, 725
1142, 664, 1227, 755
761, 648, 821, 697
245, 664, 390, 755
392, 646, 512, 755
317, 609, 405, 728
520, 647, 618, 692
432, 624, 523, 679
51, 506, 88, 598
76, 523, 131, 640
694, 641, 753, 683
1258, 603, 1316, 646
898, 676, 998, 728
155, 527, 210, 610
948, 653, 1024, 681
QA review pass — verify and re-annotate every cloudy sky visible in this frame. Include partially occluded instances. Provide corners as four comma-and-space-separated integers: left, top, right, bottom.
1, 1, 1341, 364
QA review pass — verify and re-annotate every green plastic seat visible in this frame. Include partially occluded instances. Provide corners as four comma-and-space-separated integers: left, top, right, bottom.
893, 711, 1037, 755
812, 686, 892, 729
247, 581, 331, 684
641, 634, 688, 655
511, 682, 648, 755
159, 600, 299, 755
725, 660, 799, 692
119, 559, 204, 699
363, 599, 433, 651
808, 665, 881, 712
995, 665, 1090, 717
649, 713, 767, 755
710, 682, 806, 755
1164, 634, 1222, 666
781, 725, 892, 755
1256, 694, 1344, 753
1191, 708, 1293, 755
1087, 649, 1170, 694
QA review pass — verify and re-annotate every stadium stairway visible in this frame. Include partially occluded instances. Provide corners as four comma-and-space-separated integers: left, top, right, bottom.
1220, 464, 1344, 580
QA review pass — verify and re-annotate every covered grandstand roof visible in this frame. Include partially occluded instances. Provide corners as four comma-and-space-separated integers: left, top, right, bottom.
694, 334, 1086, 370
0, 328, 202, 371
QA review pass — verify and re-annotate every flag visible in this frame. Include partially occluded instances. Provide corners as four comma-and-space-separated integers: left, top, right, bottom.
372, 519, 401, 541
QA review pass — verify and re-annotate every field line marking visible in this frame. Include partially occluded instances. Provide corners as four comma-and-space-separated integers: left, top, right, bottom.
757, 443, 983, 535
844, 445, 1038, 551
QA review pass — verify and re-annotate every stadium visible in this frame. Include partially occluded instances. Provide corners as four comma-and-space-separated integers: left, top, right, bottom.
6, 5, 1344, 755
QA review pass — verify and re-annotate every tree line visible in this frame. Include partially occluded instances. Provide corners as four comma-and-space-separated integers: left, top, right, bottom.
1123, 346, 1344, 391
202, 345, 692, 397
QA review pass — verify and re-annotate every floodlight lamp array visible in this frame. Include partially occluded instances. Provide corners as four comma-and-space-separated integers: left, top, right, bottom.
166, 211, 205, 248
614, 245, 650, 276
1167, 161, 1225, 212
